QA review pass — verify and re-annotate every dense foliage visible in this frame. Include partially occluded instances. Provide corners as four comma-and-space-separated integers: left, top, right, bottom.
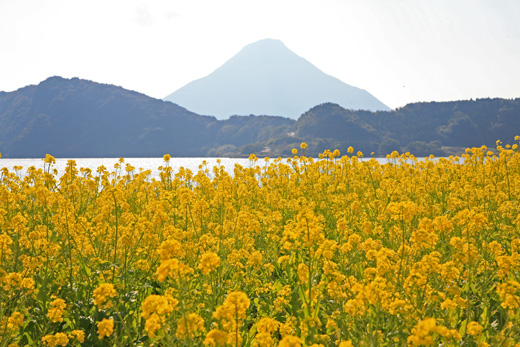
1, 77, 519, 158
0, 77, 216, 158
1, 137, 520, 346
294, 99, 520, 157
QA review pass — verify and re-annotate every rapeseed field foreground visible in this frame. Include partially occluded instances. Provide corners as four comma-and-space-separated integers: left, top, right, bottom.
1, 137, 520, 346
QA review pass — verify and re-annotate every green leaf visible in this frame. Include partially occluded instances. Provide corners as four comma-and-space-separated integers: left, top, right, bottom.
459, 319, 468, 337
22, 331, 34, 344
63, 317, 73, 329
480, 306, 488, 323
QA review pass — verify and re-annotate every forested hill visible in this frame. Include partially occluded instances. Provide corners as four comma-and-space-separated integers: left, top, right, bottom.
0, 77, 518, 158
293, 99, 520, 157
0, 77, 292, 157
0, 77, 216, 157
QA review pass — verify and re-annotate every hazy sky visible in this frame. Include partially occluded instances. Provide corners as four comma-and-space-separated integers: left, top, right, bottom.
1, 0, 519, 109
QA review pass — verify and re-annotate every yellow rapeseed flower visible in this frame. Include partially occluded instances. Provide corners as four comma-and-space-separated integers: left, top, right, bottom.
297, 263, 309, 284
199, 252, 221, 275
47, 298, 67, 323
159, 239, 184, 260
497, 281, 520, 309
223, 291, 250, 319
278, 335, 303, 347
176, 313, 205, 339
4, 136, 520, 344
141, 294, 178, 319
44, 154, 56, 164
7, 311, 24, 330
466, 321, 483, 336
70, 330, 85, 343
407, 318, 437, 346
141, 294, 179, 337
156, 258, 188, 282
204, 329, 229, 346
97, 318, 114, 339
93, 283, 117, 309
54, 333, 69, 346
42, 335, 57, 347
42, 332, 69, 347
257, 317, 279, 334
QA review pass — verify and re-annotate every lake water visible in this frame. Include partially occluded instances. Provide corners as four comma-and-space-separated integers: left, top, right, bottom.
0, 156, 437, 179
0, 157, 253, 178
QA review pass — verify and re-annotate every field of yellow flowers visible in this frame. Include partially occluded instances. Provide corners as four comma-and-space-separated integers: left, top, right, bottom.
1, 137, 520, 347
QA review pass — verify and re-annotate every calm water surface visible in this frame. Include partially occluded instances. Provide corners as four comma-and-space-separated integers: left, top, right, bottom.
0, 157, 254, 178
0, 156, 435, 179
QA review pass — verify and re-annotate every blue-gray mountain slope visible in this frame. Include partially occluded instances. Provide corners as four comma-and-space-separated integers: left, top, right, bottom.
164, 39, 390, 119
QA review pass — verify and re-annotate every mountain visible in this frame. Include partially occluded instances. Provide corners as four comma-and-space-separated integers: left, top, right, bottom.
0, 77, 294, 158
0, 76, 216, 157
1, 77, 518, 159
163, 39, 390, 119
292, 99, 520, 156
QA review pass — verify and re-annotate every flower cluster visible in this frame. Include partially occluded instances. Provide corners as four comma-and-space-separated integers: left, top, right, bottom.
1, 137, 520, 345
93, 283, 117, 309
141, 294, 179, 338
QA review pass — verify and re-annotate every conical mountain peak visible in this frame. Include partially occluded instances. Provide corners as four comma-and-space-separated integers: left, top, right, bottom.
242, 38, 288, 50
226, 39, 293, 64
212, 39, 314, 76
164, 39, 390, 119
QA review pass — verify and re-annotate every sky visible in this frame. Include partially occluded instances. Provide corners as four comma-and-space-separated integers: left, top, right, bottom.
0, 0, 519, 109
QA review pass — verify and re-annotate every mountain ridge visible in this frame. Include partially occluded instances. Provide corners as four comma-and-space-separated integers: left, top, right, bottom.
0, 76, 217, 157
1, 76, 519, 158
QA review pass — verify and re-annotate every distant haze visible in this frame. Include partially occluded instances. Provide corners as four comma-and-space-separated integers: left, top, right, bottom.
1, 1, 519, 108
164, 39, 390, 119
